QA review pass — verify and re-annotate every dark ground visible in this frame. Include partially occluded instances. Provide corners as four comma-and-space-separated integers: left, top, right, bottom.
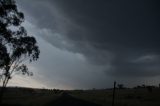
1, 87, 160, 106
47, 92, 101, 106
1, 92, 101, 106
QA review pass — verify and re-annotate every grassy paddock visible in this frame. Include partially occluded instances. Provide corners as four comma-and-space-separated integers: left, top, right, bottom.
1, 87, 160, 106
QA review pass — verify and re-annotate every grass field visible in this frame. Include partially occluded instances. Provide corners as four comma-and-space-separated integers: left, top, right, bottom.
70, 88, 160, 106
1, 87, 160, 106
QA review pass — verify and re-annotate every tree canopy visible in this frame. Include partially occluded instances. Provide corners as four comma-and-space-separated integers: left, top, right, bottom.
0, 0, 40, 87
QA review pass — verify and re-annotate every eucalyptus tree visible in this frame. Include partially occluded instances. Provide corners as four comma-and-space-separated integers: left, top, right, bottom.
0, 0, 40, 102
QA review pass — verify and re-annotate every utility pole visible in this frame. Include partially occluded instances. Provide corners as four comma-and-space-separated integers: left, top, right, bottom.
112, 81, 116, 106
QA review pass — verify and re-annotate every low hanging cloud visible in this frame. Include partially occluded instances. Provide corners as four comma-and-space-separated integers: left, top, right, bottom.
108, 54, 160, 77
17, 0, 160, 79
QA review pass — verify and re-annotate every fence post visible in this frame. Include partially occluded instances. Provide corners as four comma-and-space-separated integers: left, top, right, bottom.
112, 81, 116, 106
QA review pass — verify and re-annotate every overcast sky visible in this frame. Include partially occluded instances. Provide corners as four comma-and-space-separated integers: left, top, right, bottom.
9, 0, 160, 89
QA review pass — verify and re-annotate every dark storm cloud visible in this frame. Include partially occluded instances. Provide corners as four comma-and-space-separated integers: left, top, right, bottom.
17, 0, 160, 77
108, 54, 160, 77
53, 0, 160, 49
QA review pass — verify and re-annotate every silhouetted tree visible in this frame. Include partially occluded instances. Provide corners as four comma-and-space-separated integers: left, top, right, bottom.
142, 84, 146, 88
0, 0, 40, 103
117, 84, 124, 89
